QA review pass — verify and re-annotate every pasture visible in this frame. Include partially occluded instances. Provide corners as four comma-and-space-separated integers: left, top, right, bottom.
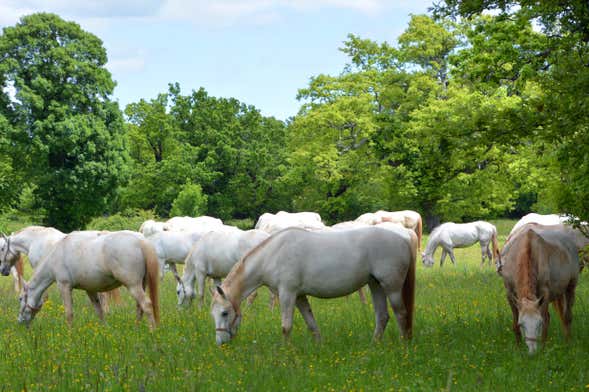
0, 219, 588, 391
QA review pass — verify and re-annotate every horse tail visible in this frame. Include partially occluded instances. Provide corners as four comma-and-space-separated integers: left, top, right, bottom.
491, 228, 501, 266
416, 216, 423, 252
14, 254, 25, 293
402, 231, 417, 339
141, 241, 160, 326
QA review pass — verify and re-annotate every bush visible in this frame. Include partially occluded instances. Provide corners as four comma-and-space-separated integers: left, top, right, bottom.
86, 209, 157, 232
170, 183, 208, 217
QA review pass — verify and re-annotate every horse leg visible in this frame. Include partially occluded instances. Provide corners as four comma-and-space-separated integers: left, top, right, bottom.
158, 258, 166, 280
368, 277, 389, 341
507, 295, 521, 343
57, 282, 74, 327
278, 291, 296, 340
448, 249, 457, 265
480, 242, 487, 266
169, 263, 182, 285
87, 291, 105, 322
387, 290, 410, 339
269, 289, 278, 310
97, 292, 110, 314
196, 271, 206, 308
553, 296, 567, 339
357, 286, 367, 304
541, 302, 550, 343
128, 284, 156, 330
135, 302, 144, 323
562, 282, 576, 340
246, 290, 258, 306
440, 249, 447, 267
485, 243, 493, 265
295, 295, 321, 341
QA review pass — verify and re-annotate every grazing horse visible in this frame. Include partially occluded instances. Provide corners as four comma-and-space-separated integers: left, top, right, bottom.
498, 223, 579, 354
178, 228, 269, 306
422, 221, 499, 267
16, 230, 160, 329
255, 211, 325, 234
163, 216, 223, 232
0, 226, 122, 309
139, 220, 165, 237
145, 230, 204, 281
508, 213, 568, 240
0, 226, 65, 292
354, 210, 423, 250
211, 226, 417, 345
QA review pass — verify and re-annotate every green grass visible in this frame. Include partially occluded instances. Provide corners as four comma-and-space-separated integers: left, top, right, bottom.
0, 219, 588, 391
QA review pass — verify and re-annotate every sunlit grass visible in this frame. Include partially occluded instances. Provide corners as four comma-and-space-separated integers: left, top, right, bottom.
0, 219, 587, 390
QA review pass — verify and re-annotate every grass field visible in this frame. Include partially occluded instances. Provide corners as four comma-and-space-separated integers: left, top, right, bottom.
0, 219, 588, 391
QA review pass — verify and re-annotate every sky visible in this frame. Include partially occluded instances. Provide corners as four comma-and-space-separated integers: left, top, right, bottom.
0, 0, 434, 120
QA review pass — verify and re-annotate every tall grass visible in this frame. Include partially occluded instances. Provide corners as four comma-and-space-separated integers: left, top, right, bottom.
0, 220, 587, 391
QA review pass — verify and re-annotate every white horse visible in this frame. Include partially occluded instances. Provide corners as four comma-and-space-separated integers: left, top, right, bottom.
329, 221, 371, 230
145, 230, 204, 281
255, 211, 325, 234
508, 213, 569, 239
178, 228, 269, 306
211, 226, 417, 345
139, 219, 165, 237
15, 230, 159, 328
354, 210, 423, 250
1, 226, 67, 292
422, 221, 499, 267
163, 216, 223, 232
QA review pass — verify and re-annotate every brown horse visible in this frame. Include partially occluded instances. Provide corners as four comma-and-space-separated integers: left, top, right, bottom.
498, 223, 580, 354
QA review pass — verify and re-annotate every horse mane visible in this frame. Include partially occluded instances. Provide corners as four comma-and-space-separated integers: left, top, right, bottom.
515, 229, 538, 300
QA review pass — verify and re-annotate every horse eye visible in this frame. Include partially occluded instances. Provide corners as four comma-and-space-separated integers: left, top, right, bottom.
221, 311, 229, 317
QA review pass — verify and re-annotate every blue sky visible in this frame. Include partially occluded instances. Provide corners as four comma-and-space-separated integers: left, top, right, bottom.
0, 0, 434, 120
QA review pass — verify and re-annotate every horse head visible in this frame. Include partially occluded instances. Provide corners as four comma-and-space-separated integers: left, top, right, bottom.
17, 283, 44, 326
517, 296, 544, 354
0, 233, 18, 276
421, 251, 435, 267
211, 285, 241, 345
176, 280, 194, 306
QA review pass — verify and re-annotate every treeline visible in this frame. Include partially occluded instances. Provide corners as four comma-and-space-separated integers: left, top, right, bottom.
0, 1, 587, 231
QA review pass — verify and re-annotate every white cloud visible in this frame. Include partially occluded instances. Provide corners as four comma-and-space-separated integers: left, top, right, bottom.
107, 55, 146, 74
0, 0, 435, 29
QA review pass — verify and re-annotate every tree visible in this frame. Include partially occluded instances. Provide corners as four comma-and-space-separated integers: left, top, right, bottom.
170, 182, 207, 217
0, 13, 128, 230
435, 1, 589, 220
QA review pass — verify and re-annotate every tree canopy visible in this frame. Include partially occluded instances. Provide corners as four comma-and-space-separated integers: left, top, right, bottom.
0, 7, 587, 229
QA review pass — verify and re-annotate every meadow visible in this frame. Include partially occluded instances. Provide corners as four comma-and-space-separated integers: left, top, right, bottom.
0, 219, 588, 391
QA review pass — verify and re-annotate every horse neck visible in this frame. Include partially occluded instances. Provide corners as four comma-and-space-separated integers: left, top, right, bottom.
9, 230, 35, 254
27, 258, 55, 303
424, 230, 441, 256
222, 252, 264, 304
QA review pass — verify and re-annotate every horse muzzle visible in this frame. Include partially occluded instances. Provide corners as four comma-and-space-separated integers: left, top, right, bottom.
0, 265, 11, 276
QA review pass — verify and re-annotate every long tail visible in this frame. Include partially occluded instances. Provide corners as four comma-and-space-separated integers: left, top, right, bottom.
491, 228, 501, 269
402, 231, 417, 339
14, 254, 25, 294
141, 241, 160, 326
416, 216, 423, 252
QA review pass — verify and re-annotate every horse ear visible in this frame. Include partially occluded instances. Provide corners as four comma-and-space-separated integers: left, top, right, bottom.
216, 286, 227, 300
536, 296, 545, 307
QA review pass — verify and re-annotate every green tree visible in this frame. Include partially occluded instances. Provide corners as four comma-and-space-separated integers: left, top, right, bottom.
435, 1, 589, 220
170, 182, 208, 217
0, 13, 128, 230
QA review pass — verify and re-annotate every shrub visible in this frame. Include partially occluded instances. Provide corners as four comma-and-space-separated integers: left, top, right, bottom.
170, 183, 208, 217
86, 209, 157, 232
